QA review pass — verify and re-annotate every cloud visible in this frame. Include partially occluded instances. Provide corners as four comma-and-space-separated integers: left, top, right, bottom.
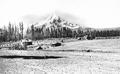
21, 14, 49, 25
55, 11, 86, 26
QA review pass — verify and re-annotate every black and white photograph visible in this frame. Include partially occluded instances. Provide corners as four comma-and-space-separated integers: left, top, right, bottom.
0, 0, 120, 74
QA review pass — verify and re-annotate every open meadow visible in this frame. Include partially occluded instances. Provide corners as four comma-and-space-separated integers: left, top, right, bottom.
0, 39, 120, 74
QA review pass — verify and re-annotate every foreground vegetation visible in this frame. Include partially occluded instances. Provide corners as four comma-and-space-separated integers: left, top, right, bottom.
0, 39, 120, 74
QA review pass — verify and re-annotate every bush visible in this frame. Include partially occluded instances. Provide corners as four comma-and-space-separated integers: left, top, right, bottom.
9, 44, 26, 50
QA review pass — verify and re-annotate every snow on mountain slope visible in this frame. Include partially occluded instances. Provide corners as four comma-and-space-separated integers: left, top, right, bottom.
34, 13, 81, 29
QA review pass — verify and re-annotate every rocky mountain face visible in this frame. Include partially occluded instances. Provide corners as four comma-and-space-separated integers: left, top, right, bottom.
34, 14, 91, 31
35, 14, 80, 29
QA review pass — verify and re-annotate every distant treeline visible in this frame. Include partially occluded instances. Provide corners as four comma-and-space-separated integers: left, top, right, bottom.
0, 23, 120, 42
0, 22, 24, 42
26, 25, 120, 40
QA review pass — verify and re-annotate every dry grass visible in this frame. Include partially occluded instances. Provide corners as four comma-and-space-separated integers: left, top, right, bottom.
0, 39, 120, 74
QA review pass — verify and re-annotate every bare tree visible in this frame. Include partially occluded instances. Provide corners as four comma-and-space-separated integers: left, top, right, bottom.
19, 22, 24, 39
31, 25, 34, 40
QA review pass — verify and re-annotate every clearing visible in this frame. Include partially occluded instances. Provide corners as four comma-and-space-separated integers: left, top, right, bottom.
0, 39, 120, 74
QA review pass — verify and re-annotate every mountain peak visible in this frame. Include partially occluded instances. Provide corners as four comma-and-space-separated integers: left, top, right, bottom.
47, 13, 61, 22
50, 13, 59, 19
35, 13, 81, 29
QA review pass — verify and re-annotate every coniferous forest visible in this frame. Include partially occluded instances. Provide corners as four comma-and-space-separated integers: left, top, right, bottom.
0, 18, 120, 42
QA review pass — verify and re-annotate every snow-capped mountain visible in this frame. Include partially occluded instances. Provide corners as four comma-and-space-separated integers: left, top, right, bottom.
34, 13, 81, 29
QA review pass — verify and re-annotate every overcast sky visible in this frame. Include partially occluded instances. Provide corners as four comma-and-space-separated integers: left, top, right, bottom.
0, 0, 120, 28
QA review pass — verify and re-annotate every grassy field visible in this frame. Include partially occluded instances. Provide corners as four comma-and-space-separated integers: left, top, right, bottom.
0, 39, 120, 74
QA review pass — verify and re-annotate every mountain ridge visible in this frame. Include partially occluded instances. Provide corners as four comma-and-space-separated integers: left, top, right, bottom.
34, 13, 86, 30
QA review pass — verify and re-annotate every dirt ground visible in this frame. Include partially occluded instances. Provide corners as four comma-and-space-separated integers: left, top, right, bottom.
0, 39, 120, 74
